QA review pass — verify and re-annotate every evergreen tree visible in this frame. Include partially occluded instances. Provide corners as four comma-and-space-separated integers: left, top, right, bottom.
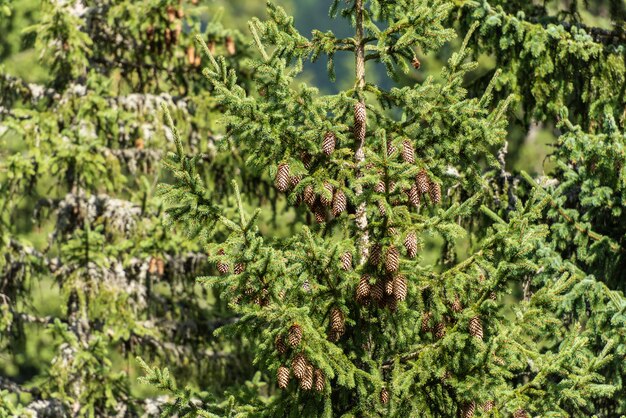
148, 1, 624, 416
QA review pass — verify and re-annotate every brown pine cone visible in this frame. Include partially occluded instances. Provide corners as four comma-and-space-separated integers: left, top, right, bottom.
332, 189, 347, 216
421, 312, 432, 332
275, 334, 287, 354
393, 274, 407, 301
320, 182, 333, 206
402, 139, 415, 163
460, 401, 476, 418
369, 243, 382, 266
340, 251, 352, 271
482, 400, 494, 412
323, 131, 336, 156
434, 322, 446, 339
380, 387, 390, 405
303, 185, 316, 207
469, 316, 483, 340
356, 275, 371, 303
513, 409, 528, 418
234, 263, 246, 275
292, 353, 307, 379
451, 294, 462, 313
300, 364, 314, 390
404, 232, 418, 258
277, 366, 290, 389
411, 56, 421, 70
289, 175, 302, 188
407, 183, 421, 208
371, 279, 384, 302
416, 169, 430, 194
330, 307, 345, 332
429, 180, 441, 204
288, 324, 303, 347
314, 368, 325, 392
354, 102, 366, 142
385, 245, 400, 273
275, 163, 290, 192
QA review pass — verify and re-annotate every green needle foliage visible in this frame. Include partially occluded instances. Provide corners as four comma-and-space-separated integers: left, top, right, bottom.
147, 1, 626, 416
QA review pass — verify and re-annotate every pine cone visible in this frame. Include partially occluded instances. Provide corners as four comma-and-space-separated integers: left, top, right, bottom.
292, 353, 307, 379
407, 184, 421, 207
313, 201, 326, 223
275, 163, 290, 192
393, 274, 407, 301
340, 251, 352, 271
323, 131, 336, 156
277, 366, 290, 389
330, 307, 345, 332
404, 232, 418, 258
320, 182, 333, 206
354, 101, 366, 131
451, 294, 462, 313
387, 140, 396, 158
461, 401, 476, 418
385, 245, 400, 273
385, 277, 394, 295
482, 401, 494, 412
314, 368, 325, 392
234, 263, 246, 275
421, 312, 432, 332
369, 243, 382, 265
288, 324, 303, 347
225, 35, 236, 55
304, 185, 316, 207
275, 334, 287, 354
371, 279, 384, 302
377, 200, 387, 217
332, 189, 347, 216
513, 409, 527, 418
300, 364, 314, 390
429, 180, 441, 204
386, 295, 398, 312
411, 56, 421, 70
289, 175, 302, 188
402, 139, 415, 163
300, 152, 313, 169
388, 226, 398, 236
328, 328, 343, 342
217, 260, 229, 275
469, 316, 483, 340
380, 387, 390, 405
434, 322, 446, 339
416, 169, 430, 194
374, 180, 386, 193
356, 275, 371, 303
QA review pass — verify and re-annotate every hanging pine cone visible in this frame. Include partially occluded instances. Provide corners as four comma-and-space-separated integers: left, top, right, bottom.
429, 180, 442, 205
402, 139, 415, 163
407, 184, 421, 207
388, 227, 399, 237
300, 364, 314, 390
411, 56, 421, 70
434, 322, 446, 339
328, 328, 343, 342
386, 295, 398, 312
332, 189, 347, 216
313, 201, 326, 223
234, 263, 246, 275
216, 250, 229, 275
421, 312, 432, 332
304, 185, 315, 207
289, 175, 302, 188
354, 102, 367, 143
393, 274, 407, 301
451, 294, 462, 313
275, 163, 290, 192
314, 368, 325, 392
277, 366, 290, 389
385, 277, 394, 295
385, 245, 400, 273
275, 334, 287, 354
320, 182, 333, 206
288, 324, 303, 347
387, 140, 396, 158
292, 353, 307, 379
513, 409, 527, 418
482, 401, 494, 412
330, 307, 345, 332
371, 279, 384, 302
416, 169, 430, 194
374, 180, 385, 193
323, 131, 336, 156
404, 232, 418, 258
369, 243, 382, 265
378, 200, 387, 217
300, 151, 313, 169
469, 316, 483, 340
380, 387, 390, 405
460, 401, 476, 418
356, 275, 371, 303
340, 251, 352, 271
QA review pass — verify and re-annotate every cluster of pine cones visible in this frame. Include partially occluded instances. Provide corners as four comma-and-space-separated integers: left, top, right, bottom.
421, 309, 484, 342
461, 401, 526, 418
275, 324, 325, 392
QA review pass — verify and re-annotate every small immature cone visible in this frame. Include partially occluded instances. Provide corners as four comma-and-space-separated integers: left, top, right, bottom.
402, 139, 415, 163
429, 180, 442, 205
277, 366, 290, 389
314, 368, 325, 392
407, 184, 421, 207
513, 409, 528, 418
292, 353, 307, 379
469, 316, 483, 340
354, 102, 366, 142
393, 274, 407, 301
322, 182, 334, 206
411, 56, 421, 70
356, 275, 371, 302
451, 294, 462, 313
380, 387, 390, 405
404, 232, 418, 258
303, 185, 315, 207
461, 401, 476, 418
340, 251, 352, 271
482, 401, 494, 412
385, 245, 400, 273
275, 163, 290, 192
300, 364, 314, 390
332, 190, 347, 217
288, 324, 303, 347
322, 131, 336, 156
225, 35, 236, 55
416, 169, 430, 194
275, 334, 287, 354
